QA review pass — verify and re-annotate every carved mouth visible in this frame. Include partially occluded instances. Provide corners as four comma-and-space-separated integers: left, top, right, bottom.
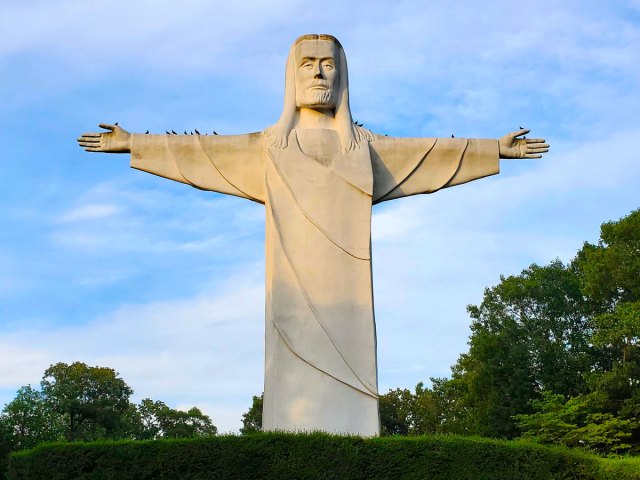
308, 82, 331, 90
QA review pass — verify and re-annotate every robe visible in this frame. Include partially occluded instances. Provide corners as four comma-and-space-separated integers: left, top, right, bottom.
130, 130, 499, 436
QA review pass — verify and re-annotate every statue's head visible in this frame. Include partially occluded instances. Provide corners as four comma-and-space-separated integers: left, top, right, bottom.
264, 34, 373, 152
293, 34, 340, 110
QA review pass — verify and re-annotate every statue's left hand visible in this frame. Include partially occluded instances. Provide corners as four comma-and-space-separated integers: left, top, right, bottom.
77, 123, 132, 153
499, 128, 549, 159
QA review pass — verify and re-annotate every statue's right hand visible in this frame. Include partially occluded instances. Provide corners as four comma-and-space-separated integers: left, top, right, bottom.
77, 123, 132, 153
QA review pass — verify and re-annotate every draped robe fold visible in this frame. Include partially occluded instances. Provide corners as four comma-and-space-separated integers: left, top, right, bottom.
130, 130, 499, 435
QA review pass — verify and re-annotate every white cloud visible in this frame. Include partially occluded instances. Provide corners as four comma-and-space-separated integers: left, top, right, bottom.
49, 180, 264, 255
58, 203, 120, 222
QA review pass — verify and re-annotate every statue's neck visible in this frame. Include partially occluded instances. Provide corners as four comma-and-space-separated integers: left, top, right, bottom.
294, 107, 336, 130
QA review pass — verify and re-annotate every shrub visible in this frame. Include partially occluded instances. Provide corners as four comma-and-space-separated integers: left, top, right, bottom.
8, 433, 640, 480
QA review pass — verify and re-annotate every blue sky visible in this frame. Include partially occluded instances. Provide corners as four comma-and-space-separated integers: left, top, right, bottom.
1, 0, 639, 432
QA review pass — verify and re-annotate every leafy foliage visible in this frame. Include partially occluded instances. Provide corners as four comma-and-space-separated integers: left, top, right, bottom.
576, 208, 640, 307
0, 386, 64, 450
41, 362, 133, 442
376, 208, 640, 456
515, 392, 634, 454
0, 362, 217, 462
379, 383, 443, 436
10, 433, 638, 480
240, 394, 263, 434
131, 399, 217, 439
441, 260, 595, 438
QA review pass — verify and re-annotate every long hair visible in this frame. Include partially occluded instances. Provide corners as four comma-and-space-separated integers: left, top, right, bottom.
264, 34, 373, 152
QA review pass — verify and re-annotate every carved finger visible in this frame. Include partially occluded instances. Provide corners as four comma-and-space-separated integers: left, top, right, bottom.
78, 137, 100, 143
78, 141, 98, 147
524, 153, 543, 158
84, 147, 103, 152
524, 138, 545, 144
526, 143, 549, 149
98, 123, 116, 131
527, 147, 549, 153
513, 128, 530, 137
80, 133, 103, 138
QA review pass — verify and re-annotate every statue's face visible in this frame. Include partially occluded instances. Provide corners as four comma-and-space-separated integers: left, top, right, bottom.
294, 40, 339, 110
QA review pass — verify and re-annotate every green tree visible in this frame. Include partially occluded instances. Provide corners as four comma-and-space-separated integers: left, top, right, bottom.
41, 362, 134, 441
240, 394, 263, 434
434, 260, 595, 438
429, 376, 471, 435
379, 383, 443, 436
379, 387, 414, 436
576, 208, 640, 308
575, 210, 640, 453
1, 363, 219, 452
513, 210, 640, 455
592, 302, 640, 370
515, 391, 634, 455
133, 399, 217, 439
0, 385, 64, 450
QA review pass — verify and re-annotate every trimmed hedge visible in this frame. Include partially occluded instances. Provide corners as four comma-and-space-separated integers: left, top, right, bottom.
8, 433, 640, 480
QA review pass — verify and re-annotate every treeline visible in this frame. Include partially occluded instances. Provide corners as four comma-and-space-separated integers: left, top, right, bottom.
242, 208, 640, 456
0, 362, 216, 455
379, 207, 640, 455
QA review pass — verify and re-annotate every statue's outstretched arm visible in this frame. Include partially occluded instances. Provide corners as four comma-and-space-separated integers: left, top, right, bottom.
77, 124, 132, 153
498, 128, 549, 159
77, 123, 266, 203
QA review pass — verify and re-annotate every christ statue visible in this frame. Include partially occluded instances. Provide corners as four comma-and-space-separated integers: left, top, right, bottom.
77, 34, 549, 436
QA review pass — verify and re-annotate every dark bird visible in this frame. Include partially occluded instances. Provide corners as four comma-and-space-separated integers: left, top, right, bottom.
519, 126, 524, 130
213, 131, 219, 135
184, 130, 188, 135
172, 130, 177, 135
145, 130, 149, 134
195, 128, 200, 135
451, 134, 455, 138
166, 130, 171, 134
114, 122, 118, 126
190, 131, 194, 135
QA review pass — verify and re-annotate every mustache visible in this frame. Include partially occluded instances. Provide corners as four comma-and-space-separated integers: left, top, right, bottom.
307, 80, 332, 89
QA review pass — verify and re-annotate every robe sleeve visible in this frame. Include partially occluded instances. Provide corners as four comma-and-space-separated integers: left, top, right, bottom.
370, 135, 499, 204
130, 132, 266, 204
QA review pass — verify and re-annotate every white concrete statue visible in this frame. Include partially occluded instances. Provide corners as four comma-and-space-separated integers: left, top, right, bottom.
78, 34, 549, 436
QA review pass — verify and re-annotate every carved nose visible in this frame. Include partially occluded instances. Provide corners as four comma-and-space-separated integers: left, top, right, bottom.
313, 63, 323, 79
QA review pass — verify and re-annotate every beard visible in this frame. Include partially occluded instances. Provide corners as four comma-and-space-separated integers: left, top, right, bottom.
298, 81, 336, 108
306, 88, 334, 106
